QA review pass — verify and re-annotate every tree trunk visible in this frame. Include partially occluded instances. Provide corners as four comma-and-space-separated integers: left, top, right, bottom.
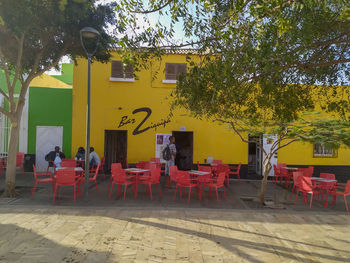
3, 120, 20, 197
259, 154, 272, 204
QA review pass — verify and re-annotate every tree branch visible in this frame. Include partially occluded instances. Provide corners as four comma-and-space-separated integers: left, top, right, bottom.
275, 138, 299, 152
9, 33, 25, 112
0, 106, 12, 119
131, 0, 173, 14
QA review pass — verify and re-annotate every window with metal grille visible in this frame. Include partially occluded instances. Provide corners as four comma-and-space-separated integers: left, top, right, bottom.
165, 63, 186, 80
313, 144, 337, 158
111, 60, 134, 79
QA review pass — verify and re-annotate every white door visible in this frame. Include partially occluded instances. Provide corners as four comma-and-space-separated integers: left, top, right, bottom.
263, 134, 278, 177
35, 126, 63, 170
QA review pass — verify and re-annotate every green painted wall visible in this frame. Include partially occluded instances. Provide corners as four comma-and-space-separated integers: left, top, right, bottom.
0, 70, 21, 94
51, 63, 73, 86
27, 87, 72, 157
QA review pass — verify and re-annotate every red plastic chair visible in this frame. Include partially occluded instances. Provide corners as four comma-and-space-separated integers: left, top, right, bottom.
279, 167, 291, 187
61, 159, 77, 168
167, 165, 178, 191
230, 163, 241, 183
0, 159, 3, 176
294, 176, 323, 208
98, 157, 105, 179
89, 164, 100, 194
139, 168, 162, 200
109, 168, 134, 200
31, 165, 54, 199
204, 172, 227, 202
273, 165, 280, 185
290, 172, 303, 199
136, 161, 147, 169
53, 169, 79, 203
174, 170, 198, 203
326, 180, 350, 212
16, 152, 25, 176
108, 163, 123, 190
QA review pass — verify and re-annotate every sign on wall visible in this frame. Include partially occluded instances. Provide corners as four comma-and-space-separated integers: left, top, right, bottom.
155, 133, 171, 163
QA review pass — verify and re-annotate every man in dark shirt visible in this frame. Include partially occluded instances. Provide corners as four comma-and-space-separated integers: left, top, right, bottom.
45, 146, 65, 167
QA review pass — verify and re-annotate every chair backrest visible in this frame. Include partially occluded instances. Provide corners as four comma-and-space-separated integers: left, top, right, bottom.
111, 168, 127, 182
236, 163, 242, 173
344, 180, 350, 194
273, 165, 280, 176
150, 157, 160, 163
307, 166, 314, 177
280, 167, 289, 176
293, 172, 303, 185
32, 165, 38, 180
145, 162, 157, 170
299, 176, 313, 192
91, 164, 100, 180
150, 168, 161, 183
16, 152, 25, 166
176, 170, 190, 183
55, 169, 76, 184
169, 165, 178, 181
136, 161, 147, 169
111, 163, 122, 178
198, 165, 212, 173
216, 172, 226, 187
212, 160, 222, 164
277, 163, 286, 169
320, 173, 335, 180
319, 173, 336, 190
61, 159, 77, 167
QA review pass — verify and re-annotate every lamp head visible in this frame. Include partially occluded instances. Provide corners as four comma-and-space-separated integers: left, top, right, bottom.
80, 27, 100, 39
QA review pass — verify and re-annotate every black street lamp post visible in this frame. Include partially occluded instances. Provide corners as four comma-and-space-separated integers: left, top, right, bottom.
80, 27, 100, 200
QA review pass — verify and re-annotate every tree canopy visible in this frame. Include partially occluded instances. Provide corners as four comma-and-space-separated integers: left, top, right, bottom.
0, 0, 116, 196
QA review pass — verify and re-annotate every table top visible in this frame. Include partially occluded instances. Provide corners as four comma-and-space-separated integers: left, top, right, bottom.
189, 170, 211, 175
56, 167, 84, 172
210, 163, 218, 166
281, 167, 299, 170
310, 177, 337, 182
125, 168, 149, 173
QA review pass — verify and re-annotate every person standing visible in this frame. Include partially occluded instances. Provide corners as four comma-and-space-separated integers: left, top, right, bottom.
89, 147, 100, 168
165, 136, 177, 176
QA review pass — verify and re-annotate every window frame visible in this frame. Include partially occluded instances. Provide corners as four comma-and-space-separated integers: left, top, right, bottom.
110, 60, 135, 82
163, 63, 187, 83
313, 143, 338, 158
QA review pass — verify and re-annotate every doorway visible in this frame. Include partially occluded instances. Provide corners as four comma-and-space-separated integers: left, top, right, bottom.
104, 130, 127, 171
172, 131, 193, 170
248, 135, 262, 176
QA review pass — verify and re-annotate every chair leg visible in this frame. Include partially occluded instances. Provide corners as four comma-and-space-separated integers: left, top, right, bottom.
173, 184, 178, 200
53, 185, 58, 204
31, 182, 37, 199
188, 187, 192, 203
74, 185, 76, 202
223, 187, 227, 200
208, 187, 212, 198
109, 183, 114, 199
95, 180, 99, 194
148, 184, 153, 200
309, 193, 313, 208
294, 190, 299, 205
325, 191, 329, 208
123, 184, 128, 200
290, 185, 295, 199
344, 195, 348, 212
158, 183, 162, 198
215, 188, 219, 203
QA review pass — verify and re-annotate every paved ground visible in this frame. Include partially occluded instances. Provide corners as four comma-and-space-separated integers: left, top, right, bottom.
0, 206, 349, 262
0, 173, 349, 262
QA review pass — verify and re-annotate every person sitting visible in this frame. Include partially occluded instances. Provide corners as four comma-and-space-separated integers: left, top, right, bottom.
75, 147, 85, 161
45, 146, 65, 168
89, 147, 100, 169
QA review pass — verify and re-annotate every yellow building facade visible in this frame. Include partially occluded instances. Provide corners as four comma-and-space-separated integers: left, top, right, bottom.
72, 52, 350, 178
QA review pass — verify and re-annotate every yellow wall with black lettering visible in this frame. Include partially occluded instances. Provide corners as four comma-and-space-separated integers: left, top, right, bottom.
72, 52, 350, 166
72, 53, 248, 164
